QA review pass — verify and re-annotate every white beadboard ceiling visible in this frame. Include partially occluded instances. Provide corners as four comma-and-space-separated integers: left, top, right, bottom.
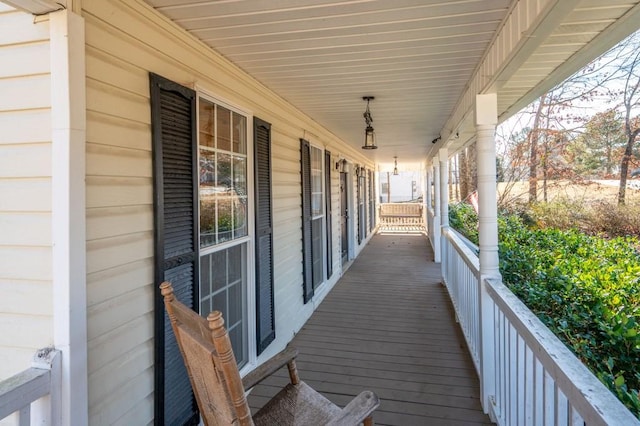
144, 0, 640, 170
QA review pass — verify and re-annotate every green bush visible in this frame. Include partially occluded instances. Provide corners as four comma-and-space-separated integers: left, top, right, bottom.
449, 203, 479, 244
499, 216, 640, 417
449, 203, 640, 417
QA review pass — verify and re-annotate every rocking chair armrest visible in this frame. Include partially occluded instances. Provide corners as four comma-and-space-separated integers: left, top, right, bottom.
242, 346, 299, 390
327, 390, 380, 425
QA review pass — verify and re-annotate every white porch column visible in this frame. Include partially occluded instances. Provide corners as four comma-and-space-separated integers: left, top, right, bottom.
425, 164, 432, 238
432, 160, 441, 262
50, 9, 88, 425
475, 93, 500, 413
425, 167, 432, 211
438, 148, 449, 279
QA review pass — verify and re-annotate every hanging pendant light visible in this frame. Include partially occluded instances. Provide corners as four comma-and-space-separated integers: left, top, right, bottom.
393, 156, 399, 176
362, 96, 377, 149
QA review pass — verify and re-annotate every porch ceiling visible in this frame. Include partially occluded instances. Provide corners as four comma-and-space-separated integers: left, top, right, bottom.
143, 0, 640, 170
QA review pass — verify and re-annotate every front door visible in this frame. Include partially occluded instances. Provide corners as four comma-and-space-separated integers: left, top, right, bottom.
340, 172, 348, 264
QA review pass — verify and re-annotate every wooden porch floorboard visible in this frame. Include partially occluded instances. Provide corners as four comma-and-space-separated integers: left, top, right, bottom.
247, 233, 493, 425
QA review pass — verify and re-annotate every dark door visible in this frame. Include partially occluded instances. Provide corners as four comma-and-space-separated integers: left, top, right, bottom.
340, 172, 348, 264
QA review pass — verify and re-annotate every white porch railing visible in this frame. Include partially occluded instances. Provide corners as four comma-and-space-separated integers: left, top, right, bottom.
0, 348, 61, 425
443, 228, 481, 373
442, 229, 640, 426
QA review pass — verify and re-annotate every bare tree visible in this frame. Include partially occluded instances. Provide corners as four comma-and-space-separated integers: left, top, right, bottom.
616, 38, 640, 204
459, 148, 469, 201
528, 95, 547, 203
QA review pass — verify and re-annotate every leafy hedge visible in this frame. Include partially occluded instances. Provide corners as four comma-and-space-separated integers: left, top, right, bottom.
449, 204, 640, 417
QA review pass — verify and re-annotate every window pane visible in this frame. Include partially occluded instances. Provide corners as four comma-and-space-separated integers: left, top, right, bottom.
228, 281, 242, 326
312, 171, 322, 191
312, 194, 322, 216
232, 155, 248, 238
218, 197, 233, 243
311, 149, 322, 170
217, 105, 231, 151
200, 298, 210, 317
233, 156, 247, 196
228, 325, 247, 368
213, 291, 226, 319
211, 250, 226, 292
310, 146, 323, 217
234, 197, 248, 238
200, 149, 215, 186
199, 100, 214, 148
312, 218, 323, 287
228, 244, 242, 283
200, 197, 216, 248
201, 254, 211, 296
217, 153, 232, 194
233, 112, 246, 154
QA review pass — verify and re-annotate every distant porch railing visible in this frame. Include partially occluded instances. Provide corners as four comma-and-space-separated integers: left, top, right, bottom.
0, 348, 61, 425
378, 203, 425, 232
442, 228, 640, 426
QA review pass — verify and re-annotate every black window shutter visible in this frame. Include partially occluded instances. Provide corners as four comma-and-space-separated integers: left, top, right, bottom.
325, 151, 333, 278
363, 173, 368, 238
150, 73, 199, 426
369, 170, 375, 231
357, 173, 362, 244
254, 118, 275, 354
300, 139, 314, 303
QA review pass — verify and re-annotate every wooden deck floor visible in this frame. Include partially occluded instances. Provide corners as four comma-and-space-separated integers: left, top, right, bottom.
247, 233, 492, 425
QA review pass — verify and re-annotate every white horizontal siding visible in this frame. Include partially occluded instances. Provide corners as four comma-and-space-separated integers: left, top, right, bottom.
0, 5, 53, 385
81, 0, 372, 421
0, 41, 49, 79
0, 143, 51, 178
0, 280, 52, 316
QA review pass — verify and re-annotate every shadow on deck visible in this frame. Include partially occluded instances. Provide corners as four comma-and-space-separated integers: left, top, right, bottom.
247, 233, 493, 425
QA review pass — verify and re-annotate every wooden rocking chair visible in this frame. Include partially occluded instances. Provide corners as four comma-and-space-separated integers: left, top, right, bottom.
161, 282, 380, 425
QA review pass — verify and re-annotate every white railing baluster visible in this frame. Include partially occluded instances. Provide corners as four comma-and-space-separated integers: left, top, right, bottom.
524, 346, 533, 426
19, 405, 30, 426
442, 230, 640, 425
534, 358, 542, 426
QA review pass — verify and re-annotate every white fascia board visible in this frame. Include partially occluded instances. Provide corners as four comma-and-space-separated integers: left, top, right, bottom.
3, 0, 65, 15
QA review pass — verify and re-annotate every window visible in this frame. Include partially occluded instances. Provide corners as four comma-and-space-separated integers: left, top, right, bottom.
310, 146, 324, 287
300, 139, 326, 302
198, 97, 249, 367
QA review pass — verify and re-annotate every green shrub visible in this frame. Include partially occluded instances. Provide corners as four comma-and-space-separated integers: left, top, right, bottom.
449, 203, 479, 244
498, 216, 640, 417
450, 205, 640, 416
